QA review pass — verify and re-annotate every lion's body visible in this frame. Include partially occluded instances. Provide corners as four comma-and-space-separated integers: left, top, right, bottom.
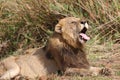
0, 17, 111, 79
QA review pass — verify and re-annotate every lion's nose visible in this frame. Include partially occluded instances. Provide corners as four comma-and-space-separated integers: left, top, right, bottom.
80, 20, 88, 24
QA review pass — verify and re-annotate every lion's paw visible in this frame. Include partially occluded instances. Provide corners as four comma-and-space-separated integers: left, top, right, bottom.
99, 68, 112, 76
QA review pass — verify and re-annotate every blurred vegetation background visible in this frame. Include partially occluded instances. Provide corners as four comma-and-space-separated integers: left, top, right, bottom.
0, 0, 120, 57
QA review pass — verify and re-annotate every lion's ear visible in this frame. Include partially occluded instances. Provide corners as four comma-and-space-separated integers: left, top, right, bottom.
55, 24, 62, 33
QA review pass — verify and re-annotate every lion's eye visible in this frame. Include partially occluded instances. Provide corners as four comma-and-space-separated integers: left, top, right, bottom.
71, 21, 77, 24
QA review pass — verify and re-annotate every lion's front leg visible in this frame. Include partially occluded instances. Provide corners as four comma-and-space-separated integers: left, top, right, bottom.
64, 68, 91, 76
64, 67, 112, 76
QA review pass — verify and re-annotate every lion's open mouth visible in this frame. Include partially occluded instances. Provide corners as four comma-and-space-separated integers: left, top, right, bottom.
79, 33, 90, 41
79, 27, 90, 42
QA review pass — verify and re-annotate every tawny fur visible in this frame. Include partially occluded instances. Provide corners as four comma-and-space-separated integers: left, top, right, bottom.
0, 48, 58, 79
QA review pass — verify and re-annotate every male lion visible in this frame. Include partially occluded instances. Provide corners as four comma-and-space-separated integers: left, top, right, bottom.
0, 17, 111, 79
45, 17, 111, 76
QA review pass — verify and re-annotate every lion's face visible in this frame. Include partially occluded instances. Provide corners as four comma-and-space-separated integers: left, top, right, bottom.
55, 17, 90, 48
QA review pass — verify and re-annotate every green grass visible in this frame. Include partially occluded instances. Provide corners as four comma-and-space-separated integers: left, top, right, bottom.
116, 71, 120, 76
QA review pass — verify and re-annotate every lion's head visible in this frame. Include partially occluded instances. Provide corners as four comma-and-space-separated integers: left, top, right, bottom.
55, 17, 90, 48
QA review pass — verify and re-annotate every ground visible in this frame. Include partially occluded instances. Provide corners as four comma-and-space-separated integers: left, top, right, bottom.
87, 44, 120, 80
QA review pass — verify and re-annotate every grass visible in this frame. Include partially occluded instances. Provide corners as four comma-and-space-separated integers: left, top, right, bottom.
71, 76, 112, 80
116, 71, 120, 76
48, 75, 112, 80
0, 0, 120, 54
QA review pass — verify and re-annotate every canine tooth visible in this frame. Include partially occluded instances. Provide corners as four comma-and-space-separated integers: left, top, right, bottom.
85, 23, 89, 29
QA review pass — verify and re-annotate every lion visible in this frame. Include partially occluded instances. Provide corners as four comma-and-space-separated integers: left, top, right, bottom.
45, 17, 111, 76
0, 17, 111, 80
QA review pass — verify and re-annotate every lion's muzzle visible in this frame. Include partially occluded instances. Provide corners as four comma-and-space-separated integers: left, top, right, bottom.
79, 21, 90, 43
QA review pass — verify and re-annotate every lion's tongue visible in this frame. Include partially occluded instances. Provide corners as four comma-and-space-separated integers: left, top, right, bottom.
80, 33, 90, 41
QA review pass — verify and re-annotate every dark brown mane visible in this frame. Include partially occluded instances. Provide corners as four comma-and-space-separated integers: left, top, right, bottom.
61, 41, 89, 68
45, 32, 90, 71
